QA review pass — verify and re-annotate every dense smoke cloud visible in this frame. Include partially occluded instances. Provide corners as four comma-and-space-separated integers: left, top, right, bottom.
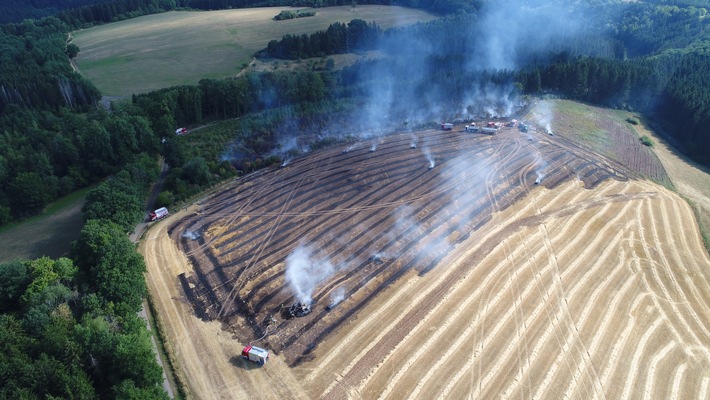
390, 204, 452, 267
470, 0, 592, 71
350, 1, 587, 126
266, 1, 618, 294
250, 0, 609, 168
257, 1, 600, 156
439, 152, 495, 231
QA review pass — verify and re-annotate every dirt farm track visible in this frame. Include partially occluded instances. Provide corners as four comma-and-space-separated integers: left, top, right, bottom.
141, 124, 710, 399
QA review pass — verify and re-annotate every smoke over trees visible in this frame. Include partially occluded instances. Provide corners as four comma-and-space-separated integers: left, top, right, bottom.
3, 0, 710, 228
252, 0, 710, 164
0, 1, 709, 396
127, 0, 710, 172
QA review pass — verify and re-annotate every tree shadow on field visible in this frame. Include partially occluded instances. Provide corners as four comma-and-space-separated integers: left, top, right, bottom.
0, 199, 84, 263
229, 355, 264, 371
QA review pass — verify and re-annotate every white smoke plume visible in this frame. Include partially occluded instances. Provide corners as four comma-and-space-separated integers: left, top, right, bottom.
182, 230, 200, 240
422, 146, 435, 169
342, 142, 360, 153
531, 146, 547, 182
391, 205, 451, 266
440, 153, 494, 229
329, 287, 346, 308
370, 138, 383, 152
239, 0, 601, 162
391, 205, 421, 251
421, 234, 452, 265
276, 135, 299, 155
459, 81, 523, 121
533, 100, 555, 134
285, 245, 337, 306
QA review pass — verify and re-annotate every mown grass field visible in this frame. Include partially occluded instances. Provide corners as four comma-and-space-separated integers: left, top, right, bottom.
72, 6, 438, 96
0, 187, 92, 263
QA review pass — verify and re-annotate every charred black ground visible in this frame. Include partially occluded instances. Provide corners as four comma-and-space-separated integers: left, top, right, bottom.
170, 124, 632, 365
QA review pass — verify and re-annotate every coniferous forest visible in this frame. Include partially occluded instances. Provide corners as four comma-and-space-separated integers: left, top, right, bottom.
0, 0, 709, 398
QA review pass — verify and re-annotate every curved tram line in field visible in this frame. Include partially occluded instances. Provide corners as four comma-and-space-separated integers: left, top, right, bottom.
164, 125, 710, 399
171, 127, 626, 350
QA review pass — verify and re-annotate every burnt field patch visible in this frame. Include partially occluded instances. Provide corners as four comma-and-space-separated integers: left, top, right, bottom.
168, 125, 632, 365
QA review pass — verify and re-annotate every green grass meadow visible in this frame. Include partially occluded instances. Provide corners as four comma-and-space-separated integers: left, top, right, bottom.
0, 186, 93, 263
72, 6, 438, 96
530, 99, 617, 158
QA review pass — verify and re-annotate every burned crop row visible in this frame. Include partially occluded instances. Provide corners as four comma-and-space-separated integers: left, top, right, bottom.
169, 126, 632, 364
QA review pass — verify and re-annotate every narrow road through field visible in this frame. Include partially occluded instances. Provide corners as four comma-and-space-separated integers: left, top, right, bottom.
131, 159, 169, 243
131, 158, 176, 398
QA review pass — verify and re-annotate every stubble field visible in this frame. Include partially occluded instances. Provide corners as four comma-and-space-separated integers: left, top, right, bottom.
141, 113, 710, 399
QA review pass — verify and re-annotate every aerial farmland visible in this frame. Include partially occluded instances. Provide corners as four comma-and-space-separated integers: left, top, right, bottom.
141, 102, 710, 398
71, 6, 438, 96
3, 0, 710, 398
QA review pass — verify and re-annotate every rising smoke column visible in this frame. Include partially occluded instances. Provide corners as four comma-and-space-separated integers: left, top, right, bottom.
343, 142, 360, 153
329, 287, 346, 308
440, 153, 493, 227
422, 146, 435, 169
370, 137, 384, 152
533, 100, 555, 133
410, 134, 418, 148
240, 0, 600, 159
532, 146, 547, 182
284, 245, 337, 306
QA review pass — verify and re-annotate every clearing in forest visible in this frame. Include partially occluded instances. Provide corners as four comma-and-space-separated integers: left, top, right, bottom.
0, 187, 90, 262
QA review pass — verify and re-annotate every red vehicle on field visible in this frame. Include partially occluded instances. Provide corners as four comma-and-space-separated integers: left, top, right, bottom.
149, 207, 169, 221
241, 345, 269, 366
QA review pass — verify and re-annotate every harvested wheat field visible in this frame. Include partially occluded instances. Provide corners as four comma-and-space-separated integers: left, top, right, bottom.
141, 122, 710, 399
